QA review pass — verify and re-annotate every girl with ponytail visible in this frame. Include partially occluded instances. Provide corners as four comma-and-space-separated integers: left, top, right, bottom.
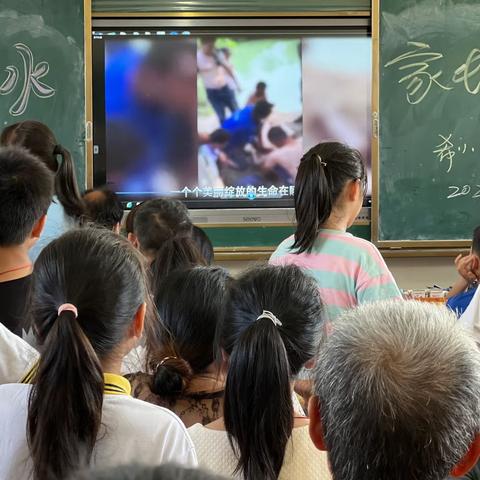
0, 228, 197, 480
270, 142, 401, 321
128, 266, 230, 427
188, 264, 331, 480
0, 121, 86, 260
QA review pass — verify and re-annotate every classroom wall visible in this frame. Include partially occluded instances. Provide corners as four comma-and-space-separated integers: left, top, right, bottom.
217, 256, 455, 291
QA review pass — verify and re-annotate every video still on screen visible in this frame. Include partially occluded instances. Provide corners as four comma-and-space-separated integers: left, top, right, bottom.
95, 32, 371, 205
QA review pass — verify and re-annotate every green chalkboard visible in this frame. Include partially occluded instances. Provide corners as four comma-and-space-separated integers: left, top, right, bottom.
0, 0, 86, 187
378, 0, 480, 244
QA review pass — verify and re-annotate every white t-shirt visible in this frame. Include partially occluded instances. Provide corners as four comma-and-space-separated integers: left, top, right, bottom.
197, 50, 227, 90
0, 323, 39, 384
0, 383, 198, 479
188, 424, 332, 480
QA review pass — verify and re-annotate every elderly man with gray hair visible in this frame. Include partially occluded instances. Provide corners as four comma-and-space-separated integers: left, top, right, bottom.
308, 300, 480, 480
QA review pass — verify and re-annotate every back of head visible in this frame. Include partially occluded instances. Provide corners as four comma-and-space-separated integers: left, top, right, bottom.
191, 226, 214, 264
134, 199, 205, 285
313, 300, 480, 480
83, 187, 124, 231
256, 81, 266, 92
472, 225, 480, 255
0, 147, 54, 246
252, 100, 273, 121
1, 120, 85, 219
220, 264, 324, 480
267, 126, 288, 147
209, 129, 230, 145
28, 228, 149, 480
293, 142, 366, 253
134, 198, 192, 254
148, 266, 230, 398
72, 463, 227, 480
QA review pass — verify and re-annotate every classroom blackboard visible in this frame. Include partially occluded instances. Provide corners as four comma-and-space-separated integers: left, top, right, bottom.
0, 0, 87, 187
376, 0, 480, 245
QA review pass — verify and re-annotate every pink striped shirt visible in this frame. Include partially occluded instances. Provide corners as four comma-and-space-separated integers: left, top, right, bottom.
270, 230, 401, 320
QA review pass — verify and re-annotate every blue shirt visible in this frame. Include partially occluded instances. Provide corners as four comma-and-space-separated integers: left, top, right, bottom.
29, 197, 75, 262
446, 285, 478, 317
222, 105, 257, 151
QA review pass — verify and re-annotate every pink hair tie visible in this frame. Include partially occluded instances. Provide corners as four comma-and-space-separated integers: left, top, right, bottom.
57, 303, 78, 318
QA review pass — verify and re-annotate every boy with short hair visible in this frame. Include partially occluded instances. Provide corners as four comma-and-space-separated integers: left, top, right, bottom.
0, 147, 54, 337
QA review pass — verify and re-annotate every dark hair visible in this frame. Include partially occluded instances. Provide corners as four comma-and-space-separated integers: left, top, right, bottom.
220, 264, 324, 480
28, 228, 149, 480
148, 267, 230, 398
252, 101, 273, 122
293, 142, 367, 253
83, 187, 124, 230
125, 202, 143, 235
209, 129, 230, 145
256, 81, 267, 91
72, 463, 227, 480
0, 147, 54, 246
473, 226, 480, 255
1, 121, 85, 219
134, 199, 205, 287
192, 226, 214, 264
267, 126, 287, 146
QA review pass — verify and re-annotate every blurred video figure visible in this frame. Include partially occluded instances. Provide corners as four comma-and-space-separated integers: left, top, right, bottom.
197, 37, 240, 125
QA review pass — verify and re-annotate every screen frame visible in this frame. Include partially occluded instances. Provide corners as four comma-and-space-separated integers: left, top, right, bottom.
92, 17, 371, 210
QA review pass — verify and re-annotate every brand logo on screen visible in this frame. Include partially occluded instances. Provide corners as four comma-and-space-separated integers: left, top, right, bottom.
243, 216, 262, 223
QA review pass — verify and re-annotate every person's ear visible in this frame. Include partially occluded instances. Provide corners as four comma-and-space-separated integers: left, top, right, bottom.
450, 434, 480, 477
308, 396, 327, 451
127, 232, 139, 249
346, 179, 361, 203
31, 214, 47, 240
129, 302, 146, 341
220, 349, 230, 374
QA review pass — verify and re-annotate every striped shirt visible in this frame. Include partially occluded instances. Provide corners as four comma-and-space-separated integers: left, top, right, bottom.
270, 229, 402, 320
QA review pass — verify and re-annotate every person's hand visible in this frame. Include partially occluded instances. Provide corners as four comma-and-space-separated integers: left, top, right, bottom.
455, 254, 479, 283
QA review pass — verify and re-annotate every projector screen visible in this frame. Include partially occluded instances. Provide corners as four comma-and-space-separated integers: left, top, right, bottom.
92, 30, 371, 209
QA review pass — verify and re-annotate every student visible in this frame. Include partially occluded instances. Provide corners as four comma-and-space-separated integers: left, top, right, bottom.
247, 81, 267, 106
192, 226, 214, 265
261, 126, 302, 184
198, 129, 233, 189
309, 301, 480, 480
133, 199, 206, 288
188, 264, 331, 480
0, 228, 197, 480
446, 226, 480, 316
83, 187, 124, 233
270, 142, 401, 320
74, 463, 226, 480
0, 321, 38, 385
1, 120, 85, 260
129, 267, 230, 428
0, 147, 54, 337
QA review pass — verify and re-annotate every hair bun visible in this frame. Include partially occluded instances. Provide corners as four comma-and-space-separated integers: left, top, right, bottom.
151, 356, 193, 398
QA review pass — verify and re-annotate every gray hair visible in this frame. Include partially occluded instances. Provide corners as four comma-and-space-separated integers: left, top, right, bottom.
313, 300, 480, 480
